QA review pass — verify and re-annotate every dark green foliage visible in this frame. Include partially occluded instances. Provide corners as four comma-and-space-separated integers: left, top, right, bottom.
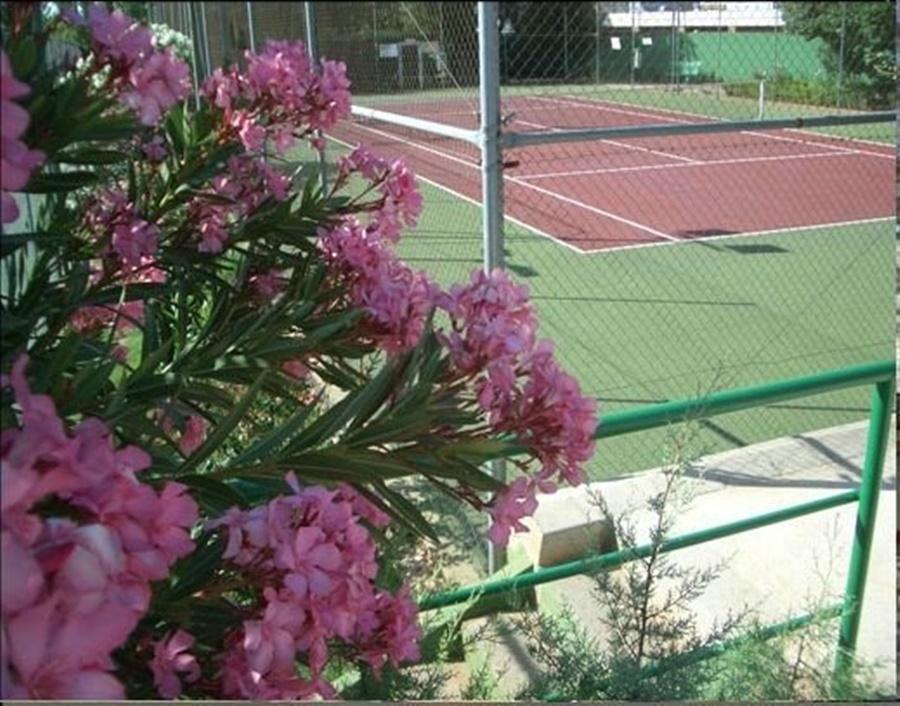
782, 1, 896, 108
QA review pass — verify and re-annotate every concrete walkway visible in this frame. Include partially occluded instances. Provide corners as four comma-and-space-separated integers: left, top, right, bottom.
486, 418, 898, 697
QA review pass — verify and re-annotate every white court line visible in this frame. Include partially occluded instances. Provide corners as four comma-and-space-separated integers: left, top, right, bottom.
329, 131, 588, 255
529, 94, 893, 161
340, 119, 677, 243
519, 149, 851, 180
516, 118, 698, 164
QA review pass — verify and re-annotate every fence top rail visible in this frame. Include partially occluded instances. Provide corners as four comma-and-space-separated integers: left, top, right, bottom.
503, 111, 896, 148
498, 359, 894, 458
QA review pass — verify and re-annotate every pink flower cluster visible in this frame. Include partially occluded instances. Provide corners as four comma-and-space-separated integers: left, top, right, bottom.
319, 218, 437, 354
189, 155, 290, 253
208, 475, 419, 699
1, 356, 198, 699
85, 188, 159, 268
336, 146, 423, 242
438, 269, 598, 547
202, 40, 350, 153
1, 51, 44, 225
70, 4, 190, 126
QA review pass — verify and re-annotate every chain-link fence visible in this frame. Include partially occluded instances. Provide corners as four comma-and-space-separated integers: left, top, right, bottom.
147, 1, 896, 486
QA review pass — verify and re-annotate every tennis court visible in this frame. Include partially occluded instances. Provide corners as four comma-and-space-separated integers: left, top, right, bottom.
331, 92, 894, 253
315, 88, 894, 480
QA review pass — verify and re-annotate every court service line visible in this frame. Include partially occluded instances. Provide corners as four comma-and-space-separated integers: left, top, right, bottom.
535, 93, 893, 161
516, 118, 698, 164
518, 149, 851, 180
340, 119, 678, 243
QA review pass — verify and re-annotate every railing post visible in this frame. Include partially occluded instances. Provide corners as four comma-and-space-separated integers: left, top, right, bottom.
832, 376, 895, 695
477, 1, 507, 573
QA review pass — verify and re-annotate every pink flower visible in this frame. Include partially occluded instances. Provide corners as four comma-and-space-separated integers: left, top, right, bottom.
280, 359, 310, 380
112, 218, 158, 267
141, 136, 167, 161
201, 41, 351, 154
150, 629, 201, 698
189, 155, 290, 253
437, 268, 537, 375
486, 477, 539, 547
249, 269, 285, 300
120, 49, 191, 125
168, 414, 208, 456
335, 148, 422, 243
1, 531, 44, 614
111, 344, 129, 364
1, 356, 198, 700
315, 59, 352, 130
335, 484, 390, 529
233, 110, 267, 152
1, 51, 44, 224
210, 476, 419, 688
85, 3, 153, 64
354, 587, 422, 675
319, 218, 437, 353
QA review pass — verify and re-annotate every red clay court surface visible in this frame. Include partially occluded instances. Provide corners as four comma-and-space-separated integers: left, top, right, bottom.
328, 94, 895, 253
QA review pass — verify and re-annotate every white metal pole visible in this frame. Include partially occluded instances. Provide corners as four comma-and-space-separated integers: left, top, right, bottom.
836, 1, 846, 108
304, 1, 328, 192
477, 1, 507, 574
245, 1, 256, 53
757, 78, 766, 119
594, 1, 600, 84
198, 2, 212, 81
630, 2, 636, 88
185, 3, 201, 109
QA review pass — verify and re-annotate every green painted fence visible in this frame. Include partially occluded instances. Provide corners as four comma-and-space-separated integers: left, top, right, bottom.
418, 359, 895, 696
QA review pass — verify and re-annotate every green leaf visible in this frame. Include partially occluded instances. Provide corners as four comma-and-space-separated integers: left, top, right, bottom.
57, 148, 129, 165
26, 171, 99, 193
159, 533, 227, 602
10, 36, 38, 78
60, 360, 115, 415
179, 474, 247, 514
230, 398, 320, 467
165, 103, 187, 156
81, 282, 166, 306
284, 364, 390, 452
372, 480, 439, 542
78, 113, 137, 142
0, 232, 68, 257
438, 438, 518, 464
285, 448, 415, 481
420, 457, 507, 492
177, 370, 269, 474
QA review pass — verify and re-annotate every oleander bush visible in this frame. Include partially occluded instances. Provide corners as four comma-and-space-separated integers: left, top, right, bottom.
0, 2, 598, 699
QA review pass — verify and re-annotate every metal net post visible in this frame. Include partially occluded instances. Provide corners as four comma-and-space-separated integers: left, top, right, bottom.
304, 1, 328, 192
478, 1, 507, 573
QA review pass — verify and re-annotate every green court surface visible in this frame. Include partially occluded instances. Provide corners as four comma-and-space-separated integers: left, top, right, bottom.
390, 176, 894, 480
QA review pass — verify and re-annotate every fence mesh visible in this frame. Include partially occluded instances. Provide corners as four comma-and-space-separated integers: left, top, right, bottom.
146, 1, 896, 486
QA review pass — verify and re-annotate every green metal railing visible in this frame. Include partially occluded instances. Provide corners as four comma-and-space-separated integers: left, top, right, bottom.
418, 359, 895, 694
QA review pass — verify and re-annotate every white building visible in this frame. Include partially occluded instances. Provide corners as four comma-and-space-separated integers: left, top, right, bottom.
604, 2, 785, 30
